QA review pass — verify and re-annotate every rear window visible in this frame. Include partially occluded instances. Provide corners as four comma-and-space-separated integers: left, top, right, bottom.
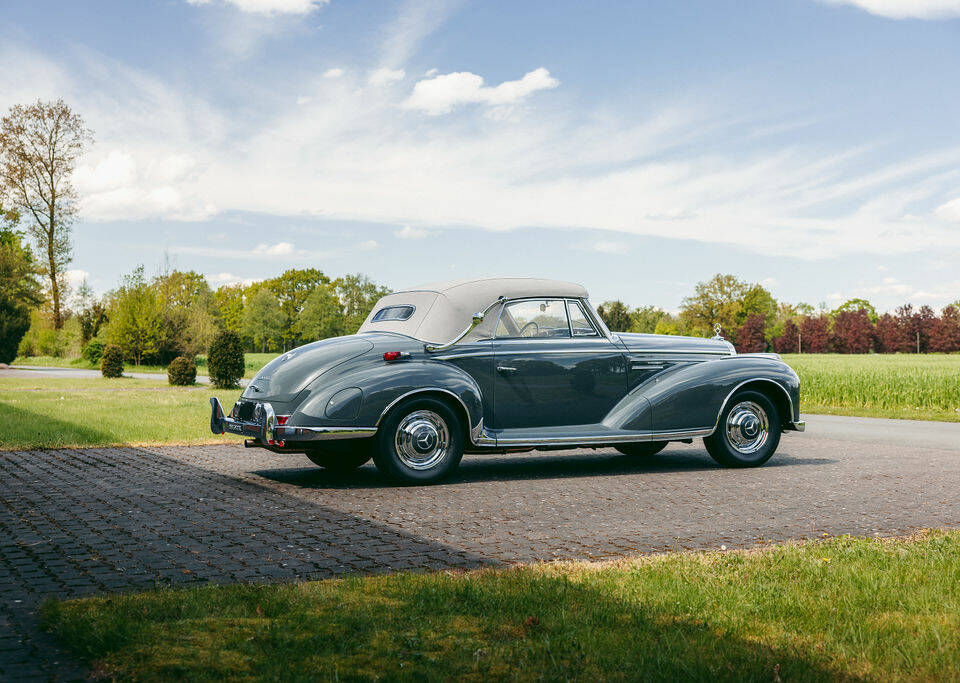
372, 305, 415, 322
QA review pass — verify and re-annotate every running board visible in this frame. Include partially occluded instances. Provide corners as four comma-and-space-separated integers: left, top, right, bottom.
473, 426, 714, 448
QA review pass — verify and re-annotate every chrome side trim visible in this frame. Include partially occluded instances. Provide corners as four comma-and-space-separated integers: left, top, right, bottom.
473, 427, 713, 447
274, 425, 377, 441
713, 378, 797, 433
374, 387, 482, 445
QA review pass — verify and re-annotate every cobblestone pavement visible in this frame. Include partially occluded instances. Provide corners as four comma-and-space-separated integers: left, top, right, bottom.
2, 430, 960, 679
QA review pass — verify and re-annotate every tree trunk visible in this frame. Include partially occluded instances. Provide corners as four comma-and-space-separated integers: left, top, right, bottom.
46, 223, 62, 329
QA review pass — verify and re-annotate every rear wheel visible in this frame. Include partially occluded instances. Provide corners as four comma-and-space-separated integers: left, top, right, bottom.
373, 397, 464, 484
615, 441, 668, 457
703, 390, 781, 468
304, 441, 373, 472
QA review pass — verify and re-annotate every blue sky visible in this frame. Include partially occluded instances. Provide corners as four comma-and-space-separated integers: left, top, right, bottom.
2, 0, 959, 311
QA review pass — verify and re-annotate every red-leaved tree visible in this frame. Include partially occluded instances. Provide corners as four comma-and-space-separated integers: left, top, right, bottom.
799, 315, 829, 353
734, 313, 768, 353
874, 313, 902, 353
830, 309, 875, 353
773, 319, 801, 354
930, 305, 960, 352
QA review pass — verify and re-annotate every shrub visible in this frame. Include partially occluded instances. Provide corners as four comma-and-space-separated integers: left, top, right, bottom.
100, 344, 124, 378
81, 339, 105, 365
208, 330, 244, 388
0, 303, 30, 364
167, 356, 197, 386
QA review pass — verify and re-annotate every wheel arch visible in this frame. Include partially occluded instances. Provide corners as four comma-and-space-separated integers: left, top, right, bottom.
375, 388, 476, 444
714, 378, 794, 433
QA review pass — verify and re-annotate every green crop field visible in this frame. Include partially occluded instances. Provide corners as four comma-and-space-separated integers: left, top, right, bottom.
782, 354, 960, 422
42, 531, 960, 681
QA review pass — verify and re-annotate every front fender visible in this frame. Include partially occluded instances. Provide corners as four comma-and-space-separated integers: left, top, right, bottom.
606, 356, 800, 433
292, 359, 484, 442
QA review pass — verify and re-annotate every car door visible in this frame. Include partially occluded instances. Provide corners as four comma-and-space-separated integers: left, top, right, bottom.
492, 298, 628, 430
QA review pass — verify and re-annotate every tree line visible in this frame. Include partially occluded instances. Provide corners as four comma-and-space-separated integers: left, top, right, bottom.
14, 264, 390, 365
596, 273, 960, 354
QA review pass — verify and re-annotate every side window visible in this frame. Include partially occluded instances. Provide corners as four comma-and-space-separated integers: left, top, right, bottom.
567, 300, 598, 337
497, 299, 570, 338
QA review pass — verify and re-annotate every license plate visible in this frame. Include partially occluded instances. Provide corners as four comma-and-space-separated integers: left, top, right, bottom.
225, 423, 245, 435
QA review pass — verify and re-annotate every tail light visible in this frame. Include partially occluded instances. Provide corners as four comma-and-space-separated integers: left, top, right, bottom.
383, 351, 410, 361
276, 415, 290, 425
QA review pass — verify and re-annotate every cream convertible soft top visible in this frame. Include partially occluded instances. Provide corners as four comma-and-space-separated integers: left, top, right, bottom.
357, 277, 590, 344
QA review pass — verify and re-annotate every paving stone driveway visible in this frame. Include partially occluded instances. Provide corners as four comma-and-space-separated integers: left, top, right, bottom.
2, 432, 960, 680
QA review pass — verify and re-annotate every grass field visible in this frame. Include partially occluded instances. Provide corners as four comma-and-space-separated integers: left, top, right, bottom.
42, 530, 960, 681
782, 354, 960, 422
12, 353, 277, 379
0, 377, 241, 450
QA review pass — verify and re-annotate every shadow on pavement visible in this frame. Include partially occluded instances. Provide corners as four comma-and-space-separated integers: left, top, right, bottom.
255, 447, 836, 490
0, 446, 492, 679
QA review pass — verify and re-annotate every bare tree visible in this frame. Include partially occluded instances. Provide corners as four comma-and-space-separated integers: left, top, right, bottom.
0, 99, 91, 328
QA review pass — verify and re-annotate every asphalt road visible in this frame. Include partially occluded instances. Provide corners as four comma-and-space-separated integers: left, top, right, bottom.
2, 415, 959, 678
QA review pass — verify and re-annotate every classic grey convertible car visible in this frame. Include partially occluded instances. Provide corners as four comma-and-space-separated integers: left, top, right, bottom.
211, 277, 804, 483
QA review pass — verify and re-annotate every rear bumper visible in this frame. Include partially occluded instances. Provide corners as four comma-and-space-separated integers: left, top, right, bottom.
210, 397, 376, 446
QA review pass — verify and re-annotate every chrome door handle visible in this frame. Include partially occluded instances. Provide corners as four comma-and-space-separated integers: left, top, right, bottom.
497, 366, 517, 373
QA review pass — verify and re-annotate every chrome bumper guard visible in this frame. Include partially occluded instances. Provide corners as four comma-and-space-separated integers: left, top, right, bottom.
787, 420, 806, 432
210, 397, 376, 446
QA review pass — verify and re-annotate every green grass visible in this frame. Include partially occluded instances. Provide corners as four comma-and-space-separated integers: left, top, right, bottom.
783, 354, 960, 422
42, 531, 960, 681
12, 353, 278, 379
0, 376, 241, 450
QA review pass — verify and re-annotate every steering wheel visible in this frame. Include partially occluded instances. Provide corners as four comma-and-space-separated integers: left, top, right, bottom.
519, 321, 540, 337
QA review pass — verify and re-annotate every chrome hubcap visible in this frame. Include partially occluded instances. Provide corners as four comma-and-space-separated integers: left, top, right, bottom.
725, 401, 769, 455
394, 410, 450, 470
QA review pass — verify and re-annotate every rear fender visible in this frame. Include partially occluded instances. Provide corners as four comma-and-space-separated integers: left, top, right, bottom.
293, 360, 484, 443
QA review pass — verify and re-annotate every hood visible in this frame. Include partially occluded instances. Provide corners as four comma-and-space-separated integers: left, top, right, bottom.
616, 332, 735, 355
242, 335, 374, 403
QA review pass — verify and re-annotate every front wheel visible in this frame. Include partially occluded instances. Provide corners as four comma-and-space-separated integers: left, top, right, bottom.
373, 397, 464, 484
703, 390, 781, 468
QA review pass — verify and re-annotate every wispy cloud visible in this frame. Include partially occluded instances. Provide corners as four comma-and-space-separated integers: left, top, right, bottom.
186, 0, 329, 15
817, 0, 960, 19
395, 225, 429, 239
253, 241, 296, 255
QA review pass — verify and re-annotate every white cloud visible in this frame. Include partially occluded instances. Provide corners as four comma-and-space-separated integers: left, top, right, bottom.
296, 95, 313, 105
253, 241, 296, 255
581, 240, 627, 254
357, 239, 379, 250
827, 278, 960, 310
323, 68, 344, 79
404, 67, 560, 115
817, 0, 960, 19
206, 272, 262, 287
368, 68, 405, 86
74, 150, 217, 221
934, 197, 960, 222
186, 0, 329, 15
394, 225, 429, 239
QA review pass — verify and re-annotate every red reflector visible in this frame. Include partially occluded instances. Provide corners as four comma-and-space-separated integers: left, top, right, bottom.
383, 351, 402, 361
277, 415, 290, 425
